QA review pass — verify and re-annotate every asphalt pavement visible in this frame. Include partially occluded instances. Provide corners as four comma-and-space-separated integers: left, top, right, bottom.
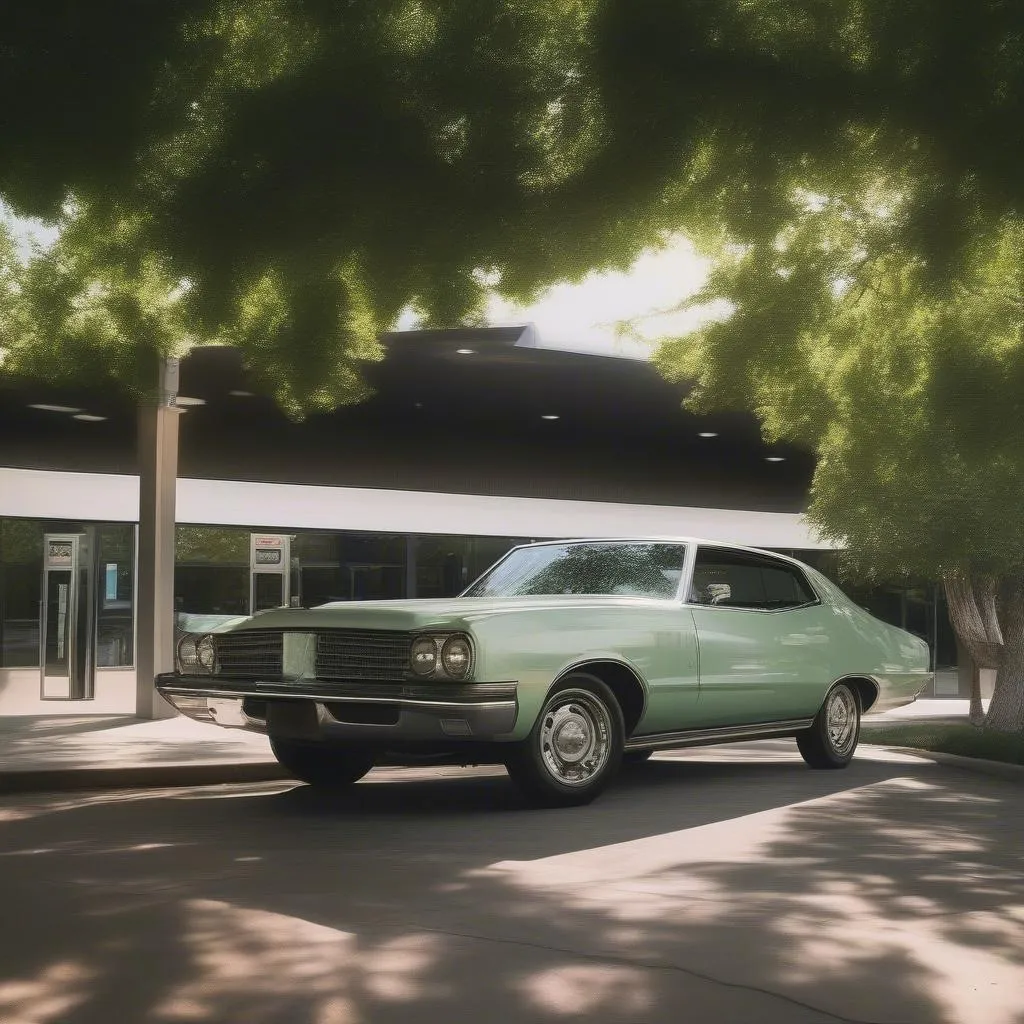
1, 740, 1021, 1024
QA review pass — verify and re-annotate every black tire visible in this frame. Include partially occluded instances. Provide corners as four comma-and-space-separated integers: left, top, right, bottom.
270, 737, 375, 789
624, 749, 655, 765
797, 682, 861, 769
505, 673, 624, 807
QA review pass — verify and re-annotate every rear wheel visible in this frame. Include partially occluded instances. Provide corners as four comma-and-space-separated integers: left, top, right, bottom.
797, 682, 861, 769
270, 736, 375, 788
505, 674, 624, 807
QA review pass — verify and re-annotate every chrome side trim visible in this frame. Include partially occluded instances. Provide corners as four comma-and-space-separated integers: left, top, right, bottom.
160, 684, 516, 712
624, 717, 815, 752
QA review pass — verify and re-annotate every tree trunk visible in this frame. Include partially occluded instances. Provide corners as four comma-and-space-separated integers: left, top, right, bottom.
986, 578, 1024, 733
943, 574, 1002, 668
969, 665, 985, 727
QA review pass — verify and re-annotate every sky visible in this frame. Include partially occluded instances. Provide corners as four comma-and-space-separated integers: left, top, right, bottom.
396, 235, 718, 360
3, 207, 719, 360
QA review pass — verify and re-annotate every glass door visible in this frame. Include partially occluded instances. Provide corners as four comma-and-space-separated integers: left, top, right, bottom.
40, 533, 94, 699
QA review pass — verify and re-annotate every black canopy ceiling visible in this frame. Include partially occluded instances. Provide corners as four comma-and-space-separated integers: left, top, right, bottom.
0, 327, 815, 513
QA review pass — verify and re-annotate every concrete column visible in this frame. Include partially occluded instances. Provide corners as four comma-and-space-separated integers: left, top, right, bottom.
405, 534, 418, 599
135, 358, 181, 719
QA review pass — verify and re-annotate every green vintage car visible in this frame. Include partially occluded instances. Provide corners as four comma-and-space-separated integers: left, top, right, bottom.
158, 539, 931, 806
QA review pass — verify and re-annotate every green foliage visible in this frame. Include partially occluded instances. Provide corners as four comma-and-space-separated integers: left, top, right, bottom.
175, 526, 250, 565
5, 1, 1024, 416
658, 190, 1024, 584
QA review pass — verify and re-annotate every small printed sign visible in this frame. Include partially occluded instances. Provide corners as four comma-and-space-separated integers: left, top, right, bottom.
46, 540, 74, 569
254, 548, 283, 565
253, 535, 284, 549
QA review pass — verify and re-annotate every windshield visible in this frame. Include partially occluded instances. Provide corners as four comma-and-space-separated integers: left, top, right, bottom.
463, 542, 687, 599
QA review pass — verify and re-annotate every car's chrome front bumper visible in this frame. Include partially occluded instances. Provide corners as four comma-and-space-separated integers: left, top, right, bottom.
155, 673, 519, 741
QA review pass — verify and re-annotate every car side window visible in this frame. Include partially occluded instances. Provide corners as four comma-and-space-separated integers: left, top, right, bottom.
690, 548, 817, 610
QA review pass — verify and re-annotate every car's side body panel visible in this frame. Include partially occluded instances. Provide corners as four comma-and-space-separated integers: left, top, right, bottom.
687, 604, 837, 727
467, 602, 700, 738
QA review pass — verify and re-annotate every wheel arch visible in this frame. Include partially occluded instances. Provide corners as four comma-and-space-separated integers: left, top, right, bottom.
552, 659, 648, 737
827, 675, 879, 714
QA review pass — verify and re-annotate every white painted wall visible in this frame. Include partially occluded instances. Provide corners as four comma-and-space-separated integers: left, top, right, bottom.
0, 466, 829, 549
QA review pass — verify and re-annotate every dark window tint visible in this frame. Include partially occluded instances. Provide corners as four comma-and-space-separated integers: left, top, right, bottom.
691, 548, 816, 610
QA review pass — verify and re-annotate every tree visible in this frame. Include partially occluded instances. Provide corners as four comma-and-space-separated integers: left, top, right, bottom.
1, 0, 650, 416
8, 1, 1024, 415
655, 187, 1024, 733
5, 1, 1024, 727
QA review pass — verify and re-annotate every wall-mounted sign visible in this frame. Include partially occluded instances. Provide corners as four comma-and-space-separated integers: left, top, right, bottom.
250, 534, 290, 575
46, 540, 74, 569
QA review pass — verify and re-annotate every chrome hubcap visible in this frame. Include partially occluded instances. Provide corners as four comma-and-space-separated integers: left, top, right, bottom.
539, 689, 612, 786
826, 687, 858, 755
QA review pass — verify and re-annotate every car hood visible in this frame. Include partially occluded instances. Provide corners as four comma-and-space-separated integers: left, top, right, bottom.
221, 595, 669, 633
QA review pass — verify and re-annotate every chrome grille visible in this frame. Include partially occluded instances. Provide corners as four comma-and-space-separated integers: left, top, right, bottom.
214, 630, 284, 679
315, 630, 410, 681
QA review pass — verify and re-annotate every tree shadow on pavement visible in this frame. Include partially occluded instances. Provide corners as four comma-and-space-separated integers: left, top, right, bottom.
0, 747, 1022, 1024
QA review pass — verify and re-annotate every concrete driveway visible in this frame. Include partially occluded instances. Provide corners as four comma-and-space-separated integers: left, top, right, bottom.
0, 741, 1021, 1024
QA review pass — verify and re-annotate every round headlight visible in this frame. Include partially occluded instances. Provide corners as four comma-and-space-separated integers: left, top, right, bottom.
177, 634, 199, 673
410, 636, 438, 676
441, 635, 472, 679
196, 634, 217, 673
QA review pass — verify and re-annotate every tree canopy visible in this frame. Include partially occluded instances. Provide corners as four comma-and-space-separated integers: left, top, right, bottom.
655, 182, 1024, 730
5, 1, 1024, 415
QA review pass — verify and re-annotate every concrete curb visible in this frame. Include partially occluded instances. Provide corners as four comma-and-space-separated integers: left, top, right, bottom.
861, 742, 1024, 782
0, 760, 289, 796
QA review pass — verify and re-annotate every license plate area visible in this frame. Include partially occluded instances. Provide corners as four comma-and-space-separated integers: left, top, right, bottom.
265, 699, 320, 740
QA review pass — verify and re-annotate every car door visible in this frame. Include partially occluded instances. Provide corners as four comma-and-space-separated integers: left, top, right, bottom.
687, 546, 834, 727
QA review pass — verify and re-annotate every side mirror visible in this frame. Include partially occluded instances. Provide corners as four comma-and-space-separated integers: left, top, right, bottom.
707, 583, 732, 605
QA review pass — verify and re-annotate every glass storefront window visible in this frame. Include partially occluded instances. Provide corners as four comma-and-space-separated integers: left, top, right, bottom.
95, 525, 135, 667
416, 536, 530, 598
1, 518, 137, 670
292, 532, 406, 605
1, 519, 44, 668
175, 526, 250, 618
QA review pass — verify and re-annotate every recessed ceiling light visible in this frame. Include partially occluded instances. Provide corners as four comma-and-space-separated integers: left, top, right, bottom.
229, 390, 254, 397
698, 431, 718, 438
414, 402, 424, 409
766, 456, 786, 462
455, 348, 475, 355
28, 403, 82, 414
175, 396, 206, 407
541, 414, 560, 421
73, 414, 107, 422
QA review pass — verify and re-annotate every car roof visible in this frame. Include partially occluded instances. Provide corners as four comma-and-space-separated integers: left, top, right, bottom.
511, 537, 818, 569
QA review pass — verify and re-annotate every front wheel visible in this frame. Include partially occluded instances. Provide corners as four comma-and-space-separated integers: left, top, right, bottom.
505, 674, 624, 807
270, 737, 375, 789
797, 682, 861, 769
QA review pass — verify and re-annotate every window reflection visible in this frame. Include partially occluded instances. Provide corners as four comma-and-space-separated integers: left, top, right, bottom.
464, 542, 687, 599
0, 519, 44, 668
417, 535, 530, 598
96, 525, 135, 667
174, 526, 250, 617
292, 533, 406, 605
